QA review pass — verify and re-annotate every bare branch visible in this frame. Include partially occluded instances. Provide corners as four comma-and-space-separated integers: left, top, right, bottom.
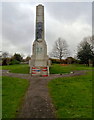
50, 37, 70, 62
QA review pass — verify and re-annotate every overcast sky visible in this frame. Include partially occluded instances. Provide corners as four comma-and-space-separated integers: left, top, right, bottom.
1, 2, 92, 57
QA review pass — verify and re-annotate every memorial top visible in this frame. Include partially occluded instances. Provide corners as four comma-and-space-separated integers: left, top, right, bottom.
37, 4, 44, 7
36, 4, 44, 41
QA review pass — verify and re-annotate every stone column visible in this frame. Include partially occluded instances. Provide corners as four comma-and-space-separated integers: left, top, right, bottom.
36, 5, 44, 41
30, 4, 50, 76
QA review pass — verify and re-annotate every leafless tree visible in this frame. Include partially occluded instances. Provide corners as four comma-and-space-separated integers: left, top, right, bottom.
2, 52, 9, 58
50, 37, 69, 62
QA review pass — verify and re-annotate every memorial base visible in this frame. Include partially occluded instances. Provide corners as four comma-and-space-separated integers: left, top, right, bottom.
31, 66, 49, 77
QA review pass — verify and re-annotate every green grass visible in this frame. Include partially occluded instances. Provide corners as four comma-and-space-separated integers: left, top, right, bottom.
2, 76, 29, 118
50, 64, 93, 74
0, 77, 2, 119
2, 64, 29, 74
48, 71, 92, 118
1, 64, 93, 74
0, 66, 2, 70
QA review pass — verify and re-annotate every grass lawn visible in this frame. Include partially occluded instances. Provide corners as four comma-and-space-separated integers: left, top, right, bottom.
1, 64, 94, 74
0, 66, 2, 70
2, 64, 29, 74
2, 76, 29, 118
48, 71, 92, 118
0, 77, 2, 118
50, 64, 93, 74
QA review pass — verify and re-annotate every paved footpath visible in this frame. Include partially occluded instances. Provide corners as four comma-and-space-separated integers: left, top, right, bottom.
2, 70, 88, 118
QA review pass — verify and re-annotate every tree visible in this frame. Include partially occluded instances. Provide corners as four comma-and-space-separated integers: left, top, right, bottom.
25, 56, 31, 62
50, 37, 69, 63
13, 53, 23, 62
2, 58, 11, 65
77, 38, 93, 66
0, 51, 2, 59
1, 52, 23, 65
2, 52, 11, 65
2, 52, 9, 58
90, 35, 94, 66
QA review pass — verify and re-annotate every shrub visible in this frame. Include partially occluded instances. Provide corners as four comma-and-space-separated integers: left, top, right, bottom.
9, 60, 20, 65
2, 58, 11, 66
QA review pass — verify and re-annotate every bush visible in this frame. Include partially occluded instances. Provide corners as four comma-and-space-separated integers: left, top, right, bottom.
9, 60, 20, 65
50, 58, 61, 64
2, 58, 10, 66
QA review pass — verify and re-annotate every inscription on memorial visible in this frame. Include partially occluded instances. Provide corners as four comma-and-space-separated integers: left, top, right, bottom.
36, 22, 43, 40
36, 47, 42, 54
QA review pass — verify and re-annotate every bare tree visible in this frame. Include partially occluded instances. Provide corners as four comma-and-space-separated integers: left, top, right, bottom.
2, 52, 9, 58
50, 37, 69, 62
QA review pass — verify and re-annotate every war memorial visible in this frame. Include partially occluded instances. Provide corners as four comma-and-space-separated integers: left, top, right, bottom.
29, 4, 50, 76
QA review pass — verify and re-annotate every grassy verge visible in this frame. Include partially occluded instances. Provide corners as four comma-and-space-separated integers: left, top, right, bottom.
2, 64, 29, 74
2, 76, 29, 118
50, 64, 93, 74
48, 71, 92, 118
0, 77, 2, 119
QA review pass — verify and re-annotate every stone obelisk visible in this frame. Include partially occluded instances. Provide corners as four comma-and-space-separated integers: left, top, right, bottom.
29, 4, 50, 76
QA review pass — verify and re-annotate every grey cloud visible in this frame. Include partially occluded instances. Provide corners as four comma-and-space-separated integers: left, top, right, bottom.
92, 1, 94, 35
45, 2, 92, 25
2, 2, 92, 57
2, 2, 35, 55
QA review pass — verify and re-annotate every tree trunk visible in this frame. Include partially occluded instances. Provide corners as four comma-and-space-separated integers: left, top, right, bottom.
60, 58, 62, 64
